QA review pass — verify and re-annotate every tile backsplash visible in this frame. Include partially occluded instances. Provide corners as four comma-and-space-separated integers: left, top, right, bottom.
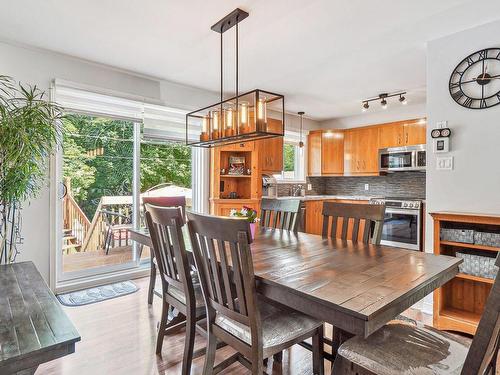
278, 172, 426, 198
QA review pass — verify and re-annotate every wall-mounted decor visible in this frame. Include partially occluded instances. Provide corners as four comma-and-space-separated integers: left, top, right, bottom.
449, 48, 500, 109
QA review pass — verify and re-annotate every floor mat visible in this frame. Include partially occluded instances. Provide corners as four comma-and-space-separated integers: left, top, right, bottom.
57, 281, 138, 307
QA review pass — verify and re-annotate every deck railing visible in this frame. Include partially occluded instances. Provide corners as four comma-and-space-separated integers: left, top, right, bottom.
63, 193, 91, 247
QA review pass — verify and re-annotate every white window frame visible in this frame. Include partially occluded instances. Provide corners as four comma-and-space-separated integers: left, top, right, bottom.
274, 131, 306, 184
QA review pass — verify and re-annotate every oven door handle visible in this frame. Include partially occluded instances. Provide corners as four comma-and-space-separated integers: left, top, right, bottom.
386, 209, 420, 216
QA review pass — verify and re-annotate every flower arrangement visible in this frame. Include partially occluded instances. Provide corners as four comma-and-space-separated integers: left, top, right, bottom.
229, 206, 259, 223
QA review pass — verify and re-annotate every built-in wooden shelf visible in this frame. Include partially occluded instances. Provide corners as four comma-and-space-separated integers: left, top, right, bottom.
456, 273, 495, 285
220, 175, 252, 178
431, 211, 500, 336
441, 240, 500, 253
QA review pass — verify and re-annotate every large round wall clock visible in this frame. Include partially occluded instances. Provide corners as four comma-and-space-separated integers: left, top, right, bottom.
449, 48, 500, 109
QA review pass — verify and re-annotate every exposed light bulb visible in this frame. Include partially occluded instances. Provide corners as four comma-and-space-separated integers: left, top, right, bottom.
202, 116, 209, 133
257, 97, 267, 120
239, 102, 248, 125
381, 99, 388, 109
212, 110, 219, 130
226, 108, 233, 129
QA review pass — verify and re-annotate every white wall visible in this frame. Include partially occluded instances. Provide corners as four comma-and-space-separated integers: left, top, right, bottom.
319, 102, 426, 129
426, 20, 500, 254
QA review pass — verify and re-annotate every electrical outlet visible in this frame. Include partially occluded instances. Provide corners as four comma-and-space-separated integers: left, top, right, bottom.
364, 184, 369, 191
307, 183, 312, 191
436, 156, 453, 170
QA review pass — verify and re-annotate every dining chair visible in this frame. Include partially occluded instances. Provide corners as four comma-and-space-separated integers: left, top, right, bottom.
333, 253, 500, 375
260, 198, 301, 231
145, 204, 205, 375
187, 211, 325, 374
101, 209, 133, 255
321, 202, 386, 244
143, 196, 187, 304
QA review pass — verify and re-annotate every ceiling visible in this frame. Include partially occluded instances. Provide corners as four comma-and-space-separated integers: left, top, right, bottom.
1, 0, 500, 119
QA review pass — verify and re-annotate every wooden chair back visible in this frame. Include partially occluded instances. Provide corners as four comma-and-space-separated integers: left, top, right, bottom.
461, 253, 500, 375
143, 196, 187, 219
260, 198, 301, 231
145, 204, 194, 305
321, 202, 386, 244
186, 212, 261, 347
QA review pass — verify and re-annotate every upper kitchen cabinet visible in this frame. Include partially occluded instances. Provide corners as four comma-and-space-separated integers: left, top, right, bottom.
404, 119, 427, 145
344, 127, 379, 175
259, 118, 283, 172
308, 130, 322, 176
378, 119, 427, 149
321, 130, 344, 175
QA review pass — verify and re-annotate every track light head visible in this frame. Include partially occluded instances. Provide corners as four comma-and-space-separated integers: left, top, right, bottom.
381, 98, 388, 109
399, 95, 407, 105
362, 102, 369, 112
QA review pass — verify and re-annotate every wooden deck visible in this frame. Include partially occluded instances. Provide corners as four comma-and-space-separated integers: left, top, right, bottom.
62, 246, 151, 273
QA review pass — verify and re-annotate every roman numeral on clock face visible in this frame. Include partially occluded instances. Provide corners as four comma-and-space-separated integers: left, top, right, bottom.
467, 56, 475, 66
478, 50, 487, 60
463, 97, 473, 108
480, 99, 487, 108
452, 90, 464, 101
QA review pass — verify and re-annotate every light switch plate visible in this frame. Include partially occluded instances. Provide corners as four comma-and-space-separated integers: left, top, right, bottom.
307, 183, 312, 191
436, 156, 453, 170
364, 184, 369, 191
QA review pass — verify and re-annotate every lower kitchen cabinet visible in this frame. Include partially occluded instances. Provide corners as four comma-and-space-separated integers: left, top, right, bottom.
210, 199, 260, 217
304, 199, 369, 235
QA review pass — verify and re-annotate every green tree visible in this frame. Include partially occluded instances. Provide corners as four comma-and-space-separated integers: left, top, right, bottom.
283, 143, 295, 172
63, 114, 192, 218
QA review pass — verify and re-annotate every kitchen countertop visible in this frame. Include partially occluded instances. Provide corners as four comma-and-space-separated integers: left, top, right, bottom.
274, 195, 377, 201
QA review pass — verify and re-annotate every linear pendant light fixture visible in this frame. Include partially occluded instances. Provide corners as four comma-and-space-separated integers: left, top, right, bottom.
186, 8, 285, 147
361, 91, 407, 112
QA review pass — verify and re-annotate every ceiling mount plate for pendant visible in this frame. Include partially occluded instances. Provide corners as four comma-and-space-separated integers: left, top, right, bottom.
211, 8, 249, 33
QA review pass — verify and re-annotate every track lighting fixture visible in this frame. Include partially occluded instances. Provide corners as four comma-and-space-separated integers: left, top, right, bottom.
361, 91, 407, 112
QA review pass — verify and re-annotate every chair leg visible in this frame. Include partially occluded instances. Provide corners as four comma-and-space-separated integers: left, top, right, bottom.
156, 299, 170, 354
312, 325, 324, 375
181, 312, 195, 375
252, 353, 264, 375
203, 329, 217, 375
148, 257, 156, 305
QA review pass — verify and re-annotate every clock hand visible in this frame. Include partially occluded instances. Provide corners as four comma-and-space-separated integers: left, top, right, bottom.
457, 73, 500, 85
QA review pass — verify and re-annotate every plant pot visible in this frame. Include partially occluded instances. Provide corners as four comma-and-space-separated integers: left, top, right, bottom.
249, 223, 256, 240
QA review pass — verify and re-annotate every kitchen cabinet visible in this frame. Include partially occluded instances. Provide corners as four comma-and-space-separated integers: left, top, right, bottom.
321, 130, 344, 175
404, 119, 426, 145
259, 118, 283, 172
344, 127, 379, 175
308, 131, 322, 176
378, 119, 427, 149
304, 199, 369, 235
210, 199, 260, 217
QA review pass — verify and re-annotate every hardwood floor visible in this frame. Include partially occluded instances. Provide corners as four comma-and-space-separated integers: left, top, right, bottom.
39, 277, 432, 375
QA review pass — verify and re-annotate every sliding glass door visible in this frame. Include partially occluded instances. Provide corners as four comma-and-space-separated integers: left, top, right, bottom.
57, 113, 141, 282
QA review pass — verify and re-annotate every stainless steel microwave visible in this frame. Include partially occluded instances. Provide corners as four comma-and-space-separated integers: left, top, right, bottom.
378, 144, 426, 172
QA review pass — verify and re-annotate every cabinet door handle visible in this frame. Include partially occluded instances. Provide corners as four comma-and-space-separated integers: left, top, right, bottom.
406, 133, 409, 144
363, 160, 366, 169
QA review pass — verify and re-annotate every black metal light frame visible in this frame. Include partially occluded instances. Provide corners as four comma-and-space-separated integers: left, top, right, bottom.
186, 8, 286, 147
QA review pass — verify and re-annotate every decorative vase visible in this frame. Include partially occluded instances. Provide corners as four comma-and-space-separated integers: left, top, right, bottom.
250, 223, 256, 240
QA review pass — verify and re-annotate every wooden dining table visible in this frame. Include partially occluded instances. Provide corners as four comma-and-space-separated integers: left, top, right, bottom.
130, 226, 461, 355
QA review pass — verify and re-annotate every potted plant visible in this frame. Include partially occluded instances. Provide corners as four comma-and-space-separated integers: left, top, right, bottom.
229, 206, 259, 239
0, 75, 63, 264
